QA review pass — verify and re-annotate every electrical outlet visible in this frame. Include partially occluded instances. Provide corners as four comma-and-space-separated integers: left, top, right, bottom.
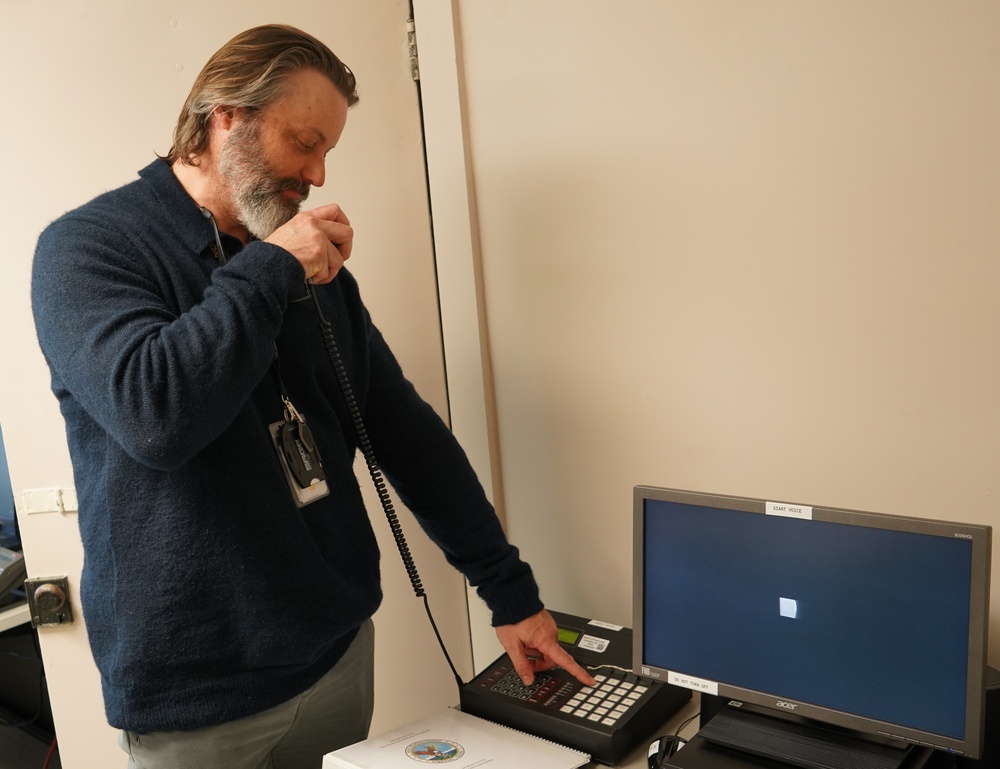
24, 576, 74, 627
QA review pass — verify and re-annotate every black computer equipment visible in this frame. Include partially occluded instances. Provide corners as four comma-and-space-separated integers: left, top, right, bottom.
461, 609, 691, 765
633, 486, 992, 767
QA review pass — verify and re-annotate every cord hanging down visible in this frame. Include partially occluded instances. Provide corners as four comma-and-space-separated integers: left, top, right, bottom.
307, 282, 465, 689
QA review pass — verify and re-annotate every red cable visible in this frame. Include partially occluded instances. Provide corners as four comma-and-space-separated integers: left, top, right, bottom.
42, 736, 57, 769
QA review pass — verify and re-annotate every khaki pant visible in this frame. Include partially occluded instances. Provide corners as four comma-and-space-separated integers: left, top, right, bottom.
118, 619, 374, 769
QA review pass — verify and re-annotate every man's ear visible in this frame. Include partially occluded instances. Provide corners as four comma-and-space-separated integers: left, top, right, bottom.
210, 105, 239, 131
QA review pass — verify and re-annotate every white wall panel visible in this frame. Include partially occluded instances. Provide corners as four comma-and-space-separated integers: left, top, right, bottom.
444, 0, 1000, 664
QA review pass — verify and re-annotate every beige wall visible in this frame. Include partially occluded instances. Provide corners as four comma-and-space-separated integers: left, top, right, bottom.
4, 3, 998, 764
1, 2, 471, 767
426, 0, 999, 667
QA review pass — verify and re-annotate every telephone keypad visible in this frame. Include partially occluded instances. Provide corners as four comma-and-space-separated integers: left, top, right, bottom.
459, 613, 694, 766
481, 666, 649, 730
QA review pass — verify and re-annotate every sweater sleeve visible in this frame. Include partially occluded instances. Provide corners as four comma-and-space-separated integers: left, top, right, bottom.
358, 319, 544, 627
31, 212, 305, 470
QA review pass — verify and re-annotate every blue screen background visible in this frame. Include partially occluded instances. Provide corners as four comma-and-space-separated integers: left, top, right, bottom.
642, 499, 972, 739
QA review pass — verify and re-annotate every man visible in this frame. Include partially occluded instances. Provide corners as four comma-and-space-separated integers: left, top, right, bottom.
31, 24, 593, 769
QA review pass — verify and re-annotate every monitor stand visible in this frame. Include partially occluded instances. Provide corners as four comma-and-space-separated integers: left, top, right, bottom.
664, 704, 933, 769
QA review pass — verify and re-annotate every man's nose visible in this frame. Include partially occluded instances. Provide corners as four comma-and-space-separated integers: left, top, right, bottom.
303, 156, 326, 188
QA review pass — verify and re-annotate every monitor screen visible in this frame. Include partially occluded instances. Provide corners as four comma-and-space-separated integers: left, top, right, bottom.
633, 486, 992, 759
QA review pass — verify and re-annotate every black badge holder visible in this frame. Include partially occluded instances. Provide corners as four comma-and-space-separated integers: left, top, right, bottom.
269, 394, 329, 507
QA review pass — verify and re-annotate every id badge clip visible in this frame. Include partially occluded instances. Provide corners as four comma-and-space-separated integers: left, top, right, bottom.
269, 397, 329, 508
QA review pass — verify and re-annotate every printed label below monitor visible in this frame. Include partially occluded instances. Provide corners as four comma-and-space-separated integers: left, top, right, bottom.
667, 672, 719, 695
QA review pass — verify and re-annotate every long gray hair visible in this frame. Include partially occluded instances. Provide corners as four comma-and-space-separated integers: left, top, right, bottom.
167, 24, 358, 165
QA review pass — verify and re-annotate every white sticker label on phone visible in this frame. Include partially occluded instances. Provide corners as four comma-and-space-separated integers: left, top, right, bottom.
578, 634, 610, 653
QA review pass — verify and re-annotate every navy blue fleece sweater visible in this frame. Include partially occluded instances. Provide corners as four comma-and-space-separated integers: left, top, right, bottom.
31, 159, 542, 733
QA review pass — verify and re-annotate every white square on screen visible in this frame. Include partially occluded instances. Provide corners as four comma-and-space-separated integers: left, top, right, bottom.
779, 597, 798, 619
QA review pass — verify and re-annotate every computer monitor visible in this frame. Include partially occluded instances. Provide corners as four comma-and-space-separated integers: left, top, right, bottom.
633, 486, 992, 761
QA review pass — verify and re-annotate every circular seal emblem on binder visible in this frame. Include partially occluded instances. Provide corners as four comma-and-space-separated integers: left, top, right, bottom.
405, 739, 465, 762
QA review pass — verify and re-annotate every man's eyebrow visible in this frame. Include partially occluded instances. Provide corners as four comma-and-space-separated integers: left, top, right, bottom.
301, 126, 328, 144
307, 128, 338, 153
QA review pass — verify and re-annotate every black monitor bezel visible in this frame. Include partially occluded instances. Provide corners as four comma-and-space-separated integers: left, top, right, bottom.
632, 485, 992, 758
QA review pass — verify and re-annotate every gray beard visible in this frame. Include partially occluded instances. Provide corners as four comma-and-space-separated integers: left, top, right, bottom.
218, 119, 308, 239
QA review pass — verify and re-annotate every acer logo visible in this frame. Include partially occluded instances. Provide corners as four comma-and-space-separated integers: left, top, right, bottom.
775, 701, 798, 710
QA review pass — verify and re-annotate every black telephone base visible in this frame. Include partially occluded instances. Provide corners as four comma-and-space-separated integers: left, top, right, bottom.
460, 611, 691, 765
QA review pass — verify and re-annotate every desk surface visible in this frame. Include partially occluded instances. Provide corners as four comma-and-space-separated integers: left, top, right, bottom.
585, 694, 702, 768
0, 601, 30, 634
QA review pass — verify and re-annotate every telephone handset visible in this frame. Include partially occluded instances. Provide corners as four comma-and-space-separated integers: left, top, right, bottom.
459, 610, 691, 766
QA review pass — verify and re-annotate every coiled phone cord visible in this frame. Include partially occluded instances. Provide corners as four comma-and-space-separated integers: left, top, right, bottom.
307, 282, 465, 689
